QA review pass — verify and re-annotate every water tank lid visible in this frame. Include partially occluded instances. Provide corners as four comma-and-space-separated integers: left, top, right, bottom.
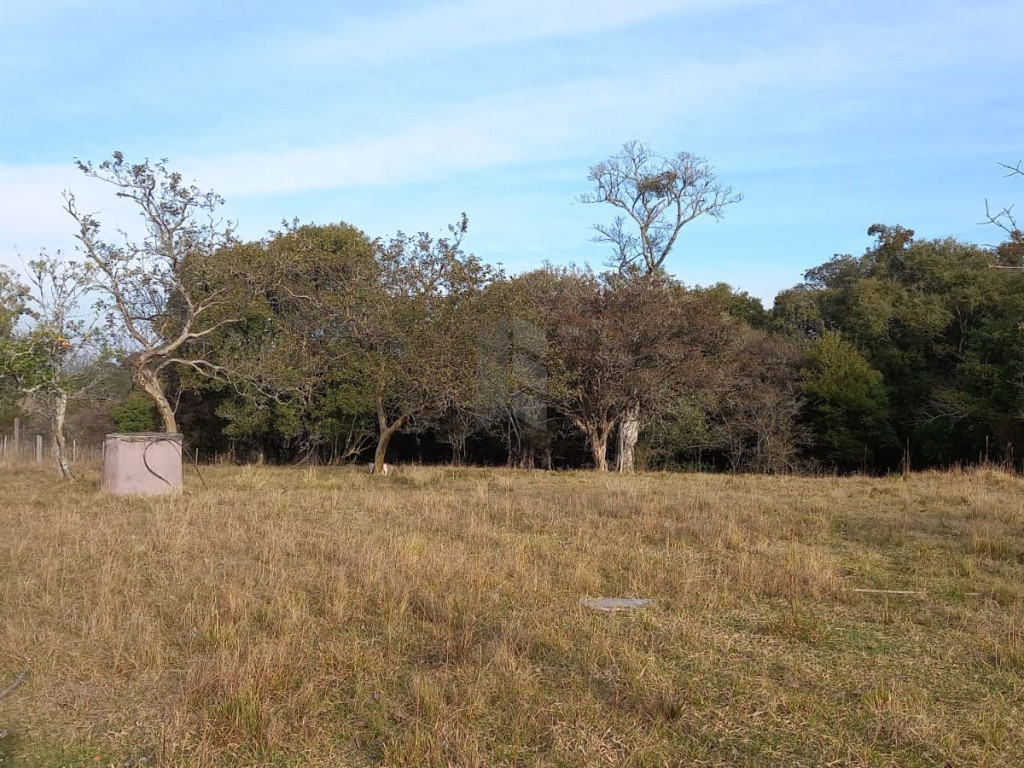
105, 432, 183, 442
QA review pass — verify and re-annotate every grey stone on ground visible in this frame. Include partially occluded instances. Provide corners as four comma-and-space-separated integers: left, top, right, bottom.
580, 597, 654, 612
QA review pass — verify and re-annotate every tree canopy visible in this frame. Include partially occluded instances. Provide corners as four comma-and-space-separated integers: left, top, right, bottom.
5, 151, 1024, 477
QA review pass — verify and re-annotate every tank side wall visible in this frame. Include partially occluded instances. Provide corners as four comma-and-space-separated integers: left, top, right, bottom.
102, 435, 183, 495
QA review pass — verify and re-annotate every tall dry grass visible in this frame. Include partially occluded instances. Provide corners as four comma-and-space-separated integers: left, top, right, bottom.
1, 463, 1022, 766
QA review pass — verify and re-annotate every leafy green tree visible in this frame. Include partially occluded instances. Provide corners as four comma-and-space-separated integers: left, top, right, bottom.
518, 266, 623, 470
203, 217, 497, 470
710, 329, 807, 472
693, 282, 769, 329
240, 222, 374, 459
518, 267, 727, 470
0, 267, 26, 340
642, 327, 805, 473
0, 254, 106, 478
769, 286, 825, 338
354, 216, 496, 472
801, 332, 895, 470
473, 275, 557, 468
0, 268, 29, 426
182, 221, 379, 462
777, 224, 1023, 467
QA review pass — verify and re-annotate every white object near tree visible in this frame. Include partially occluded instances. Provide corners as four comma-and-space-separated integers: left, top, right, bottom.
366, 462, 391, 476
102, 433, 183, 495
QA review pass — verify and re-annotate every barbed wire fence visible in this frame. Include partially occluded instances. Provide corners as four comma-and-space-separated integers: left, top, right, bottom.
0, 418, 104, 466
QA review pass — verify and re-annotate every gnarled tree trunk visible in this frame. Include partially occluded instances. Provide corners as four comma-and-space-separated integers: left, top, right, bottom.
585, 423, 613, 471
52, 389, 74, 480
373, 395, 407, 474
137, 366, 177, 433
616, 403, 641, 473
449, 431, 468, 466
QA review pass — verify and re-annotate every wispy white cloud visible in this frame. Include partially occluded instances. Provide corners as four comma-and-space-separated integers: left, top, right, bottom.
178, 79, 652, 197
0, 165, 80, 255
0, 163, 147, 270
0, 52, 778, 266
283, 0, 765, 66
178, 52, 814, 198
0, 31, 915, 268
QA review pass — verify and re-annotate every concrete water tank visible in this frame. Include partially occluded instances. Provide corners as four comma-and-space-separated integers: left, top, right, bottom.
101, 433, 183, 496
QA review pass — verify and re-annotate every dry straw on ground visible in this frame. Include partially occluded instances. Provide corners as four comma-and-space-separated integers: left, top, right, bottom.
1, 463, 1022, 766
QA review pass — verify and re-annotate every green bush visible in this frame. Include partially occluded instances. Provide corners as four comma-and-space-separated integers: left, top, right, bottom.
109, 391, 158, 433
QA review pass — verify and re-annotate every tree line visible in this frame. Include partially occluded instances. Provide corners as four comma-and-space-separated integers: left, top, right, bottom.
1, 147, 1022, 476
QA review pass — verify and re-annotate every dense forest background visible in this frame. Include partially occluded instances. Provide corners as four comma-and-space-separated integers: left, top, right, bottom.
2, 153, 1023, 475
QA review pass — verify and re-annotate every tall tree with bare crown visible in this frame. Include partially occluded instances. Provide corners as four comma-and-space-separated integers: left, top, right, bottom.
581, 140, 742, 471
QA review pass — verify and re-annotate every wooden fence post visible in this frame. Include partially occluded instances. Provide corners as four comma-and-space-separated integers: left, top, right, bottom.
36, 435, 43, 463
13, 418, 20, 457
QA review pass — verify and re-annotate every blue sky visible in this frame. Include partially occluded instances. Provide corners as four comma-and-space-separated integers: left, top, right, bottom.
1, 0, 1022, 302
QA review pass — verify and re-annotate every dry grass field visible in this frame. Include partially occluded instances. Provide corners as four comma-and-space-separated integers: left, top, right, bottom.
1, 463, 1023, 767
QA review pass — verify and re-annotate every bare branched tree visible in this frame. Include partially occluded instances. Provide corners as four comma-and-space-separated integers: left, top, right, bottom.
581, 140, 743, 277
985, 161, 1023, 233
984, 161, 1023, 267
65, 153, 245, 432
